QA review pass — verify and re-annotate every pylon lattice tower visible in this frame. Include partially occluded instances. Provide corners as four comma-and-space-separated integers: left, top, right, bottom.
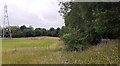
3, 4, 12, 38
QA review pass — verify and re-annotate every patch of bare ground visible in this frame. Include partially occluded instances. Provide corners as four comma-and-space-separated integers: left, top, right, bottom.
22, 36, 60, 40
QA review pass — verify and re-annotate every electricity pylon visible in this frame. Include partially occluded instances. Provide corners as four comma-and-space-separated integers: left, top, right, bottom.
3, 4, 12, 38
0, 25, 2, 38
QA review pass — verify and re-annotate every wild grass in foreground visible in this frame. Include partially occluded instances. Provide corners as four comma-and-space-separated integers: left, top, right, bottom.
2, 37, 119, 64
62, 40, 119, 64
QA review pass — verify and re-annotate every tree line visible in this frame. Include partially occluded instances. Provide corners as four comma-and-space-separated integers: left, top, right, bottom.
1, 25, 61, 38
59, 2, 120, 51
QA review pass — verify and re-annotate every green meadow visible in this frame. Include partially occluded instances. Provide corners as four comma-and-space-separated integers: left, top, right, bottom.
2, 37, 58, 48
2, 37, 119, 64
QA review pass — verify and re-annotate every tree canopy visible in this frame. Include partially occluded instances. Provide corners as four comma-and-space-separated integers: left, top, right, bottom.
1, 25, 61, 38
59, 2, 120, 51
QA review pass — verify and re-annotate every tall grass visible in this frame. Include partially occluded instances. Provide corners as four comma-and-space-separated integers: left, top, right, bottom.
2, 37, 119, 64
62, 40, 119, 64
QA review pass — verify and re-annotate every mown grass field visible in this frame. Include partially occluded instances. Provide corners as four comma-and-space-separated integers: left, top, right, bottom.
2, 37, 119, 64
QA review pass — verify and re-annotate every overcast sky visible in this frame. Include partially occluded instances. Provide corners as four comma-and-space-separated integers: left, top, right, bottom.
0, 0, 65, 29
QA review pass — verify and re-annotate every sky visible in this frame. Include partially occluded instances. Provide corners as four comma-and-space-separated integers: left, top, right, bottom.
0, 0, 65, 29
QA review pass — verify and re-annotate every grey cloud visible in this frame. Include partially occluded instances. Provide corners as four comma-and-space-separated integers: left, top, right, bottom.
0, 0, 64, 29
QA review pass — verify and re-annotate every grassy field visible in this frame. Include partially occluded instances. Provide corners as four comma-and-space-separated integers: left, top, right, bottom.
2, 37, 119, 64
3, 38, 59, 48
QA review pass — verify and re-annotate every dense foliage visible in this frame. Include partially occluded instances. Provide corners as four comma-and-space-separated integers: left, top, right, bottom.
1, 25, 61, 38
59, 2, 120, 51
